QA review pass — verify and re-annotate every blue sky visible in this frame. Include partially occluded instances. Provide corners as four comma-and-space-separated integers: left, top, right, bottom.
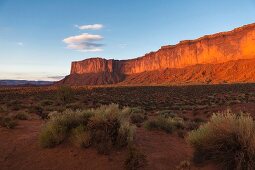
0, 0, 255, 81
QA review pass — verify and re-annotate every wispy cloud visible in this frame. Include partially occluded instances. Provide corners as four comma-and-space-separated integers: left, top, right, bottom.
63, 33, 104, 52
75, 24, 103, 30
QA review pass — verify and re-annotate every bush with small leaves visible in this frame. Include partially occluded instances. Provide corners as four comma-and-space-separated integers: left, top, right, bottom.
188, 110, 255, 170
39, 104, 136, 154
71, 125, 91, 148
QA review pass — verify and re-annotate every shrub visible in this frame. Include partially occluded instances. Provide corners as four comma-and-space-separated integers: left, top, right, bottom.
39, 109, 93, 148
39, 104, 136, 154
71, 125, 91, 148
157, 110, 176, 118
124, 146, 147, 170
57, 85, 74, 104
145, 116, 184, 133
176, 160, 191, 170
117, 122, 136, 148
0, 105, 8, 113
187, 110, 255, 170
15, 112, 30, 120
130, 107, 147, 124
29, 105, 47, 119
0, 116, 17, 129
41, 100, 54, 106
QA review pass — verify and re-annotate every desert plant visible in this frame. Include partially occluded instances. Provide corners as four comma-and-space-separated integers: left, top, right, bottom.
0, 105, 8, 113
57, 85, 74, 104
71, 125, 91, 148
0, 116, 17, 129
29, 105, 47, 119
15, 112, 30, 120
39, 109, 94, 148
176, 160, 191, 170
145, 116, 184, 133
157, 110, 176, 118
39, 104, 136, 154
130, 107, 147, 124
188, 110, 255, 170
124, 145, 147, 170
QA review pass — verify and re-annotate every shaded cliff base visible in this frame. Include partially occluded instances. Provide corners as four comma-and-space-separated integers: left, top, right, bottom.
58, 72, 125, 86
59, 58, 255, 86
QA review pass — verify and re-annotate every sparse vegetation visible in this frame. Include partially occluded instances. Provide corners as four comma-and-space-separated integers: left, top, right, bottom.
188, 110, 255, 170
176, 160, 191, 170
70, 125, 91, 148
39, 104, 136, 154
15, 112, 30, 120
57, 85, 74, 104
145, 116, 184, 133
130, 107, 147, 125
0, 116, 17, 129
124, 145, 147, 170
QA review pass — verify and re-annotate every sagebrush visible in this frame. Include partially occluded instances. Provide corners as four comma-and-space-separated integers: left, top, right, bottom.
188, 110, 255, 170
39, 104, 136, 154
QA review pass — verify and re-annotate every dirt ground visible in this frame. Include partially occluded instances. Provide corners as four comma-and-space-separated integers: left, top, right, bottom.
0, 119, 221, 170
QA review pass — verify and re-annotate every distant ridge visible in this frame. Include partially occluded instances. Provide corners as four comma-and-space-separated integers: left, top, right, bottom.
0, 80, 54, 86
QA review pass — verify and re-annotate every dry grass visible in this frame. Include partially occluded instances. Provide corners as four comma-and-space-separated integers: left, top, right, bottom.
144, 116, 184, 133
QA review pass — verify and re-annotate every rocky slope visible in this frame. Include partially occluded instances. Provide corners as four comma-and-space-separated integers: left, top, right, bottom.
60, 23, 255, 85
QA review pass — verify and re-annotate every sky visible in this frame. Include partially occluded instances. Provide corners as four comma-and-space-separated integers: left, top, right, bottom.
0, 0, 255, 81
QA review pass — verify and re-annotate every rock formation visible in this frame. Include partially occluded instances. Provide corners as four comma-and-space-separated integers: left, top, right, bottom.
59, 23, 255, 85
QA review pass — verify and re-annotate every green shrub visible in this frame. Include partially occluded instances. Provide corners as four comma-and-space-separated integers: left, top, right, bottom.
124, 146, 147, 170
188, 110, 255, 170
145, 116, 184, 133
39, 104, 136, 154
0, 116, 17, 129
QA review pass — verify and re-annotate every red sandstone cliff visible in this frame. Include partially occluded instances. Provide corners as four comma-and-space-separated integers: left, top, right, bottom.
60, 23, 255, 85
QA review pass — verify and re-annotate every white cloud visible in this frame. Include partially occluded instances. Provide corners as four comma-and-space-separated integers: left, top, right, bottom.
75, 24, 103, 30
63, 33, 103, 43
63, 33, 104, 52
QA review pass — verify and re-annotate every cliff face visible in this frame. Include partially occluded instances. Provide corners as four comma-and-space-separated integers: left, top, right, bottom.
71, 58, 122, 74
62, 23, 255, 85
